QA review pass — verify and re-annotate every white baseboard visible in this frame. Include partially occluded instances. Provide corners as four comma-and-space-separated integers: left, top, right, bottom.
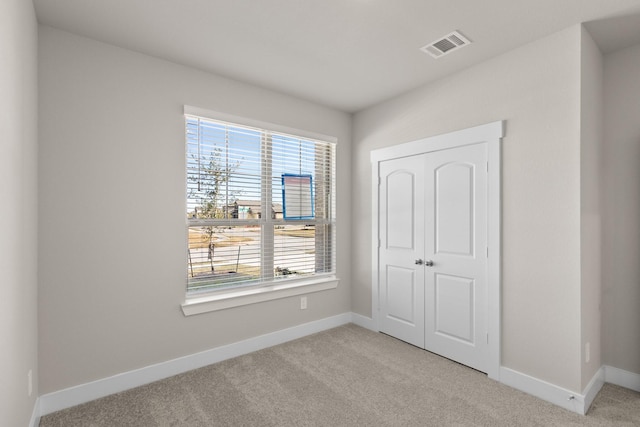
499, 367, 590, 415
604, 365, 640, 392
350, 312, 376, 331
39, 312, 352, 416
30, 398, 40, 427
582, 366, 605, 413
499, 365, 611, 415
33, 312, 640, 420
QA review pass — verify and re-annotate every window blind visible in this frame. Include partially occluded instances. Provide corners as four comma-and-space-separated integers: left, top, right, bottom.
186, 115, 336, 293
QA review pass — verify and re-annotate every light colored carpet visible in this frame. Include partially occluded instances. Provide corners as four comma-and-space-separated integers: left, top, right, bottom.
40, 324, 640, 426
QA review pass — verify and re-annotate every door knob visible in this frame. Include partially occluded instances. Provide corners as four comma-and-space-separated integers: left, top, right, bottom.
425, 260, 434, 267
415, 259, 424, 265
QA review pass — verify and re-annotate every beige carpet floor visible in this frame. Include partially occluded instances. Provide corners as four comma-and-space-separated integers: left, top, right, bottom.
40, 324, 640, 426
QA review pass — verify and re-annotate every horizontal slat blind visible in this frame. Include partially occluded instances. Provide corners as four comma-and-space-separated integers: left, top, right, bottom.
186, 115, 336, 292
186, 119, 262, 220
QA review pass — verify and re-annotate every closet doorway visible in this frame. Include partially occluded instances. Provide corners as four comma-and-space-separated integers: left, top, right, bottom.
371, 121, 502, 378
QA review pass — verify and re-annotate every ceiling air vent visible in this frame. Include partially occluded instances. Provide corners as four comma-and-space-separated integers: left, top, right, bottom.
420, 31, 471, 59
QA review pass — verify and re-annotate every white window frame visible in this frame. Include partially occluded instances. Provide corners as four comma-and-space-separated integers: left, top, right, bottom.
181, 106, 339, 316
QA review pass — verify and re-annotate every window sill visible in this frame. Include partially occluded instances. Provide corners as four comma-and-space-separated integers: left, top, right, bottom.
181, 276, 339, 316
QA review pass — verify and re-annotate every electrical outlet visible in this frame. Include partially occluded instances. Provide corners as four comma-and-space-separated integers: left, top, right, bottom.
585, 342, 590, 363
28, 369, 32, 397
300, 296, 307, 310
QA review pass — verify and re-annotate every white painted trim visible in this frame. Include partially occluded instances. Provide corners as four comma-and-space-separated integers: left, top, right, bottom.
182, 277, 339, 316
500, 365, 609, 415
604, 365, 640, 392
500, 367, 589, 415
350, 313, 376, 331
370, 121, 504, 379
583, 366, 605, 413
39, 313, 352, 416
371, 158, 381, 333
39, 312, 637, 420
370, 121, 503, 163
486, 128, 502, 381
29, 398, 40, 427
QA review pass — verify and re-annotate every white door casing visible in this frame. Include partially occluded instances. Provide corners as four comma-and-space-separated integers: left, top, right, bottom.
371, 121, 502, 380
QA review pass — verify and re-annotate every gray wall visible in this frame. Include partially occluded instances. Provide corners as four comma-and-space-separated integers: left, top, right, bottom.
352, 26, 586, 392
579, 27, 604, 390
602, 41, 640, 376
37, 26, 352, 394
0, 0, 39, 425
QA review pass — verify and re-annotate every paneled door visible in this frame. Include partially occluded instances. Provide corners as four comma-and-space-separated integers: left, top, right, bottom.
423, 142, 488, 372
379, 155, 426, 348
378, 142, 489, 373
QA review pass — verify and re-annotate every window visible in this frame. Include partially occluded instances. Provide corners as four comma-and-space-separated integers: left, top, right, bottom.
185, 109, 336, 295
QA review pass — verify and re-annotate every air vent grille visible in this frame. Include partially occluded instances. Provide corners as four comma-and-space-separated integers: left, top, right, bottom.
420, 31, 471, 59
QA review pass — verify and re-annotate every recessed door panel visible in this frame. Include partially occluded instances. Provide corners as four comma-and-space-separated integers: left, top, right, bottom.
386, 171, 415, 250
434, 274, 474, 344
435, 163, 474, 257
386, 266, 416, 325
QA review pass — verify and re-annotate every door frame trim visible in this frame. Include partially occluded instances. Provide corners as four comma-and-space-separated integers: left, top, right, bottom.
370, 121, 503, 380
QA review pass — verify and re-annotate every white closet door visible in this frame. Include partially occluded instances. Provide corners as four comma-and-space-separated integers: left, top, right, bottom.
378, 142, 489, 373
378, 155, 426, 348
423, 142, 488, 372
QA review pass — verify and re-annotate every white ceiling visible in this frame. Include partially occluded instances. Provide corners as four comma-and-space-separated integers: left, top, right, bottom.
34, 0, 640, 113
